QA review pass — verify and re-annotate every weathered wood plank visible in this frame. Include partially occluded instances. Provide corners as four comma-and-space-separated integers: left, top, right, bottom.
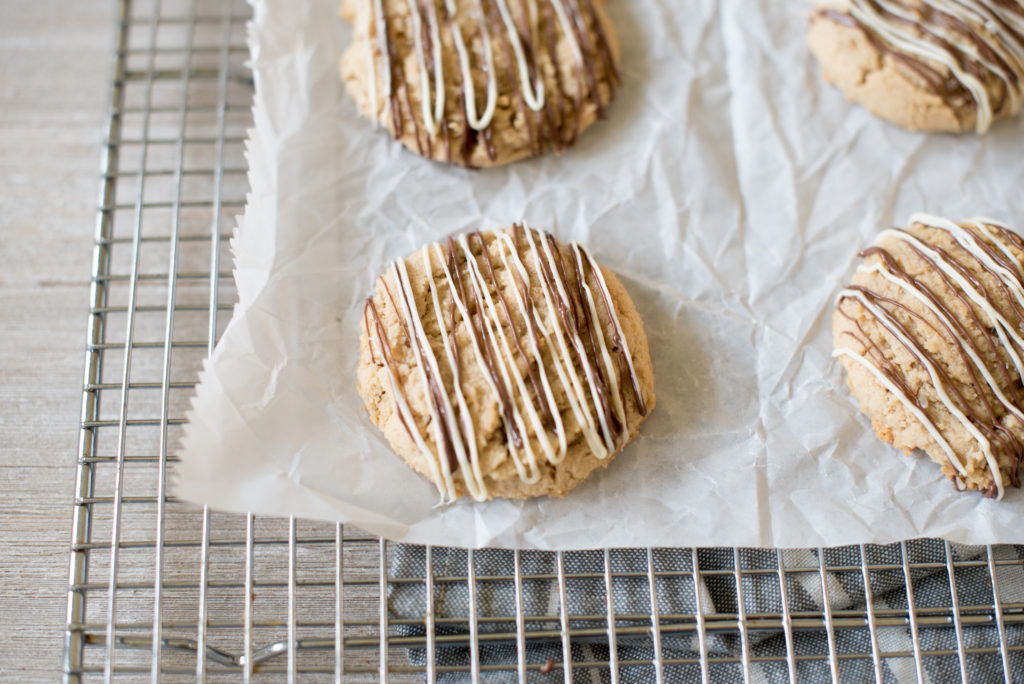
0, 1, 116, 681
1, 3, 423, 681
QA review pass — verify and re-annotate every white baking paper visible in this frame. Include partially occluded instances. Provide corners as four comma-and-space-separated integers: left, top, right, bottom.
175, 0, 1024, 549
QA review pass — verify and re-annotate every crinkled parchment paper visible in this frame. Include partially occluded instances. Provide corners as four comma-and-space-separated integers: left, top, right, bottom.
175, 0, 1024, 548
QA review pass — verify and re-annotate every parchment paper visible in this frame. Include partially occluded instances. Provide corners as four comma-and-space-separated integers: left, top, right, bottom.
175, 0, 1024, 549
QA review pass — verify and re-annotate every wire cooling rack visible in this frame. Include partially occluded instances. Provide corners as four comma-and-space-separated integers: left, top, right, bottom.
64, 0, 1024, 681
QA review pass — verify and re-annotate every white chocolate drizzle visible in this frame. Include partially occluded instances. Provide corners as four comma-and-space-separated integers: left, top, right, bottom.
357, 0, 618, 164
834, 214, 1024, 499
406, 0, 446, 135
817, 0, 1024, 132
364, 225, 647, 502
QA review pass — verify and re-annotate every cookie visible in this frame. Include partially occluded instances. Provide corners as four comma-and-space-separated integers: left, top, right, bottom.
357, 225, 655, 501
808, 1, 1024, 134
339, 0, 620, 168
833, 215, 1024, 499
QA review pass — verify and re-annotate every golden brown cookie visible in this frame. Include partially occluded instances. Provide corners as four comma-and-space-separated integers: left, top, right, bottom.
358, 225, 655, 501
833, 215, 1024, 498
339, 0, 620, 167
808, 1, 1024, 134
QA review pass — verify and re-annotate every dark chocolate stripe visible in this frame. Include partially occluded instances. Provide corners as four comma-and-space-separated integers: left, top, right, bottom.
580, 247, 648, 416
364, 226, 648, 497
813, 0, 1024, 121
367, 0, 616, 162
838, 221, 1024, 496
472, 231, 557, 430
365, 299, 420, 445
447, 236, 525, 449
393, 265, 462, 472
533, 232, 617, 447
569, 245, 622, 441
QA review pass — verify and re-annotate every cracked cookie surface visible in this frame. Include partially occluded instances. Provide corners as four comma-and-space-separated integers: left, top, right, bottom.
357, 226, 655, 501
340, 0, 620, 167
808, 1, 1024, 134
834, 215, 1024, 498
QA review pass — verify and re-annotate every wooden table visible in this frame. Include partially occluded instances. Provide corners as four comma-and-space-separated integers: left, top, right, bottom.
0, 2, 116, 680
1, 5, 394, 680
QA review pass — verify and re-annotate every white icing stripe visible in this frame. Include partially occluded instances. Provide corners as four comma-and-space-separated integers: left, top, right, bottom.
391, 259, 460, 500
432, 240, 532, 485
572, 244, 627, 430
841, 288, 990, 481
365, 303, 449, 500
497, 232, 550, 337
879, 228, 1024, 358
496, 0, 546, 110
533, 227, 615, 455
363, 0, 609, 140
859, 260, 1024, 427
367, 227, 643, 500
457, 233, 547, 476
578, 243, 645, 416
363, 0, 378, 122
422, 248, 487, 499
838, 0, 1024, 133
454, 0, 499, 130
520, 228, 609, 458
495, 233, 568, 461
913, 213, 1024, 316
836, 215, 1024, 499
549, 0, 585, 65
881, 226, 1024, 394
372, 0, 391, 121
406, 0, 446, 135
833, 346, 964, 471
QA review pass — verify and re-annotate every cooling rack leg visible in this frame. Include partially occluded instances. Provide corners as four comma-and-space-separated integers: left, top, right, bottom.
731, 548, 751, 683
775, 549, 797, 684
691, 549, 710, 684
514, 548, 527, 684
467, 548, 481, 682
64, 0, 129, 681
555, 551, 573, 684
603, 549, 619, 684
647, 548, 665, 684
425, 544, 437, 683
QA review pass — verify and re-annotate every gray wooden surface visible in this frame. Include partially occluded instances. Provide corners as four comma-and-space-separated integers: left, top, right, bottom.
0, 4, 402, 680
0, 1, 116, 681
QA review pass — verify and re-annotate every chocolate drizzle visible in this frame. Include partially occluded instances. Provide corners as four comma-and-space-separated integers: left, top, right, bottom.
362, 0, 618, 165
450, 235, 526, 450
835, 216, 1024, 499
812, 0, 1024, 132
364, 226, 648, 502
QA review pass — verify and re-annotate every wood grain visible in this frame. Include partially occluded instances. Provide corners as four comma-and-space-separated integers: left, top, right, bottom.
0, 4, 405, 681
0, 1, 116, 681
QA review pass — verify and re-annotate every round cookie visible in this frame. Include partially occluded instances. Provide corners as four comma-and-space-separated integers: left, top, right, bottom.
358, 225, 655, 501
339, 0, 620, 168
833, 215, 1024, 499
808, 1, 1024, 134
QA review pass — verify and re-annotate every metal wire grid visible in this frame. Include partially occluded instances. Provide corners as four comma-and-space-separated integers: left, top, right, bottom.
62, 0, 1024, 681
